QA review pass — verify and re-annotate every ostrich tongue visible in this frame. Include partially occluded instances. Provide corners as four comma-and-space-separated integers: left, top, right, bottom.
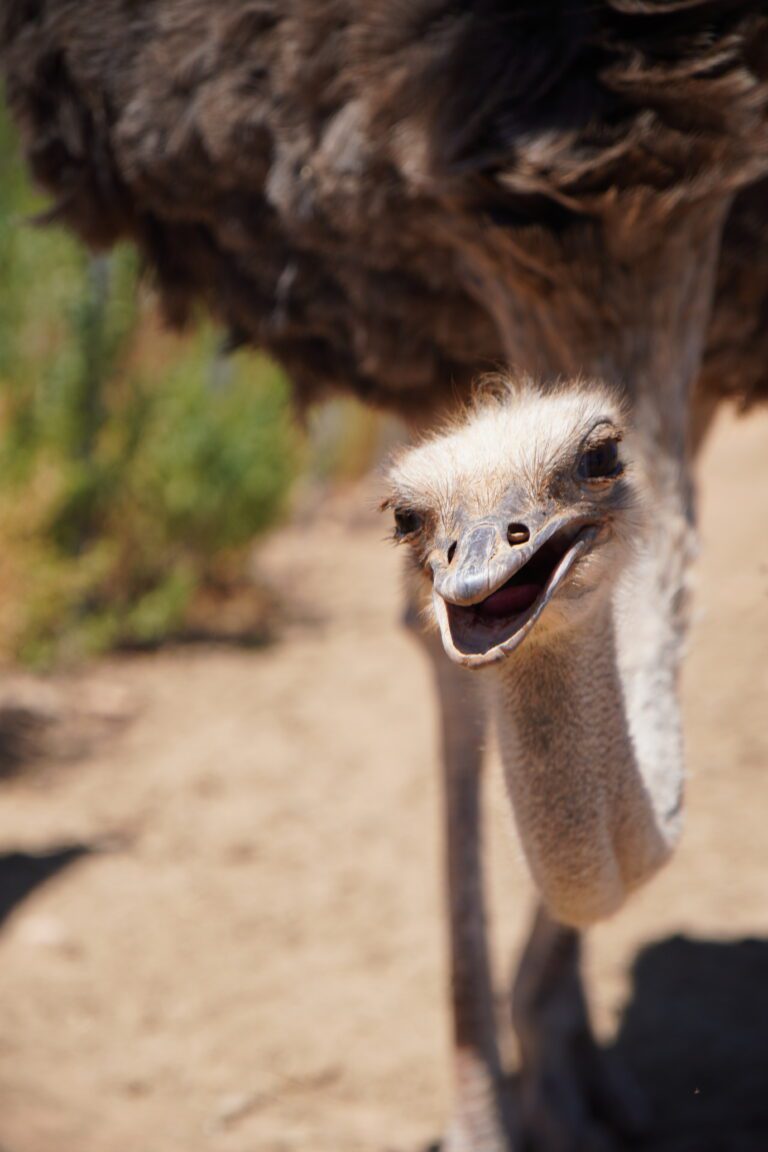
472, 580, 538, 617
471, 532, 571, 620
475, 580, 541, 618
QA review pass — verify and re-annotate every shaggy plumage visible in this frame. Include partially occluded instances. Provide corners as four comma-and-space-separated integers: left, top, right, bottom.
2, 1, 768, 414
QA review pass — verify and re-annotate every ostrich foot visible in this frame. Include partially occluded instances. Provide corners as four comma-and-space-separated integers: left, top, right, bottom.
513, 908, 649, 1152
439, 1117, 514, 1152
424, 1049, 519, 1152
438, 1053, 518, 1152
428, 1115, 513, 1152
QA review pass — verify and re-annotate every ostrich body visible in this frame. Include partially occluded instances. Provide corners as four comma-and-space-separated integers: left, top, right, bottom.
3, 2, 768, 1149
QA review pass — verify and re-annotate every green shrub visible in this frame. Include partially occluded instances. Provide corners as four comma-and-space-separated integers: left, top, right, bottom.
0, 102, 299, 666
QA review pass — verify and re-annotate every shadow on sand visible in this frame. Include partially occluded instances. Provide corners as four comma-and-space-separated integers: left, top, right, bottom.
429, 935, 768, 1152
615, 934, 768, 1151
0, 846, 90, 930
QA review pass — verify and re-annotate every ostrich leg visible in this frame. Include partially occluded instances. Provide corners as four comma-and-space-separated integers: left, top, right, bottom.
406, 604, 515, 1152
512, 906, 647, 1152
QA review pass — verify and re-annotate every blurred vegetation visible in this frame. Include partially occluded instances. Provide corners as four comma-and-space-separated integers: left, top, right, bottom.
307, 397, 389, 485
0, 103, 300, 666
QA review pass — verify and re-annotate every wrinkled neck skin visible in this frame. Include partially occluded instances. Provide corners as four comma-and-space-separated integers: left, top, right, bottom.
493, 589, 682, 927
457, 196, 729, 926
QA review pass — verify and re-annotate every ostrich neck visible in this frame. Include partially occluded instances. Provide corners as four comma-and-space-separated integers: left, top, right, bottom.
454, 195, 728, 450
493, 595, 683, 927
458, 196, 729, 924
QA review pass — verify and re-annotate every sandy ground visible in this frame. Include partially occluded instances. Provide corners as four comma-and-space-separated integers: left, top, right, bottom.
0, 407, 765, 1152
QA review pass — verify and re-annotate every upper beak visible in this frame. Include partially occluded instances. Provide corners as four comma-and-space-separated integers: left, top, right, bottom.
431, 514, 598, 668
434, 520, 520, 606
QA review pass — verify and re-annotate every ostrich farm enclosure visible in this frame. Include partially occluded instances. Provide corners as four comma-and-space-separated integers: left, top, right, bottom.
0, 404, 765, 1152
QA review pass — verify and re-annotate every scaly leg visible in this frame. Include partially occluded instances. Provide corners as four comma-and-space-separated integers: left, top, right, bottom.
407, 604, 516, 1152
512, 905, 648, 1152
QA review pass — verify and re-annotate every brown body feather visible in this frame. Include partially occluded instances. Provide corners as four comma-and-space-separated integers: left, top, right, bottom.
2, 1, 768, 412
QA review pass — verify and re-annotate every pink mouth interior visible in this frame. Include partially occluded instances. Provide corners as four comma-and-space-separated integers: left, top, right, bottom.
476, 582, 541, 617
442, 523, 593, 659
455, 526, 584, 627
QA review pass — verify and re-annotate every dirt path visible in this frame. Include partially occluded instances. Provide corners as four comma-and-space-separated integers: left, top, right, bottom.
0, 408, 765, 1152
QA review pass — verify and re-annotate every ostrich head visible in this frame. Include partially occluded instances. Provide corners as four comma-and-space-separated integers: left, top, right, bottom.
386, 376, 642, 667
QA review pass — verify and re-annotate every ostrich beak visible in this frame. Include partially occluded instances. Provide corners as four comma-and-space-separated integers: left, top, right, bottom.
432, 515, 599, 668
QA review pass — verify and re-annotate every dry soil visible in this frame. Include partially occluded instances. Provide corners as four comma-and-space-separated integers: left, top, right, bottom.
0, 407, 765, 1152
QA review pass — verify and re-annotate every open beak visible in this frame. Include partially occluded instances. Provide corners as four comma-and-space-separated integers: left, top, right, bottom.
432, 515, 599, 668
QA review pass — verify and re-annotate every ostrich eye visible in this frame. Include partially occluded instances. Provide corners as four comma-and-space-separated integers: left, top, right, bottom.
578, 438, 622, 481
394, 508, 423, 537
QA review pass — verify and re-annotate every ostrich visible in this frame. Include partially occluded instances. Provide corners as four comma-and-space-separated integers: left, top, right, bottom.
2, 2, 768, 1150
387, 376, 676, 1136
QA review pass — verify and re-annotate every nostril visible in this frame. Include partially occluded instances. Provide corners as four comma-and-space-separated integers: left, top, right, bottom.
507, 523, 530, 546
447, 541, 457, 564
